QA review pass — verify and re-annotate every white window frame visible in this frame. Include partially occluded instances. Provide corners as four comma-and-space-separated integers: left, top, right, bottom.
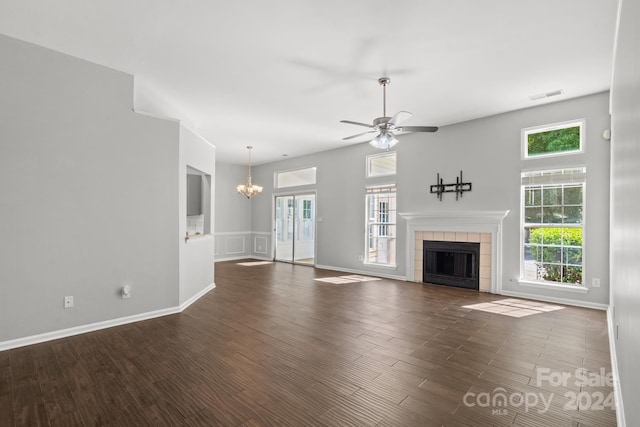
520, 167, 586, 286
364, 185, 397, 267
275, 167, 317, 189
366, 152, 397, 178
521, 119, 585, 159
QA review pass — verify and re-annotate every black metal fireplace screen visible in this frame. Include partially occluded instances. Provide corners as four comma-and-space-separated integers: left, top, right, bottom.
423, 240, 480, 290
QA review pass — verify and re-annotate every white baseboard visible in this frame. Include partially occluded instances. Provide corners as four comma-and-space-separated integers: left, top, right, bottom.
314, 264, 406, 281
180, 283, 215, 311
499, 289, 608, 310
0, 283, 216, 353
607, 306, 626, 427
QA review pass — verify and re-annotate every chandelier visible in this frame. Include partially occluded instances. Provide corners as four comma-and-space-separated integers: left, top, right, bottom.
236, 146, 263, 198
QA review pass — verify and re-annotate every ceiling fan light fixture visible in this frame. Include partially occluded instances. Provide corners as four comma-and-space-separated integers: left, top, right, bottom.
341, 76, 438, 149
370, 132, 398, 150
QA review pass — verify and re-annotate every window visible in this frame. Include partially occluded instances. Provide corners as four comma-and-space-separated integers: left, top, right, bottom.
378, 202, 389, 236
302, 199, 312, 220
275, 167, 316, 188
367, 152, 396, 177
521, 168, 585, 285
186, 166, 211, 237
365, 186, 396, 266
287, 198, 294, 238
522, 120, 584, 158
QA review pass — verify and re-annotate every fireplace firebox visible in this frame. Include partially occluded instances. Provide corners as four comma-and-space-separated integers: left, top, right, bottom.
423, 240, 480, 290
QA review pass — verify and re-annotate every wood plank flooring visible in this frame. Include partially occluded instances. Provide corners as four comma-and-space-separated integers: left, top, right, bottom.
1, 260, 616, 426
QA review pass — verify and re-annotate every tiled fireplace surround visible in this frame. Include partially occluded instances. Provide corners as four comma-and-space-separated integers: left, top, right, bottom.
399, 211, 510, 294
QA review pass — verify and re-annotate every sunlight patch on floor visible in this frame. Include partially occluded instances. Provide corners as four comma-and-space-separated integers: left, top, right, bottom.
237, 261, 273, 266
314, 275, 382, 284
463, 298, 564, 318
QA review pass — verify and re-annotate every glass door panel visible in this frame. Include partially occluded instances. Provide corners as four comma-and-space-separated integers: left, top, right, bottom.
275, 195, 294, 263
294, 194, 315, 264
274, 194, 315, 265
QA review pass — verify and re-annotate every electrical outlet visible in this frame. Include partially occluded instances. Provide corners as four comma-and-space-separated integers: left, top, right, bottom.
358, 254, 364, 262
64, 296, 73, 308
592, 278, 601, 288
122, 285, 131, 299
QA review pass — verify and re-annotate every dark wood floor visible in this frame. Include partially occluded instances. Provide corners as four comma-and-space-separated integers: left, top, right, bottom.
1, 260, 616, 426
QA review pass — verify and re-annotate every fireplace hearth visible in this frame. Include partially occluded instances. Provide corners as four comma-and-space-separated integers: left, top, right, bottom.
423, 240, 480, 290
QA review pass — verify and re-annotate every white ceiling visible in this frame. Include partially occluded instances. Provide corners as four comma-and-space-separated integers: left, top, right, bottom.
0, 0, 618, 165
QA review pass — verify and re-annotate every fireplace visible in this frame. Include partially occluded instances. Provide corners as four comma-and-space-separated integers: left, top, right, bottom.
399, 210, 510, 294
423, 241, 480, 290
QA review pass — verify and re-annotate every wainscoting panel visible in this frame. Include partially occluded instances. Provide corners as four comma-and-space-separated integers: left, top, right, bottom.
215, 232, 250, 261
254, 235, 268, 255
214, 232, 273, 261
226, 236, 245, 254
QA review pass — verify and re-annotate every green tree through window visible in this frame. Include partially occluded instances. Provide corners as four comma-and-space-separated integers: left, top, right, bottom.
529, 227, 583, 284
524, 121, 583, 157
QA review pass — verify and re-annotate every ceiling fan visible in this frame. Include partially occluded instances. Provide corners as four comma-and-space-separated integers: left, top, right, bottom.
340, 77, 438, 149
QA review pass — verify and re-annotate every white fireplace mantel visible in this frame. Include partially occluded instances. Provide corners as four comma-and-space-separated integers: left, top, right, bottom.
399, 210, 510, 224
399, 210, 510, 293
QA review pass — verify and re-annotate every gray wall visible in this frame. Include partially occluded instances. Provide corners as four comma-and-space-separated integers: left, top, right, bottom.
0, 35, 180, 343
242, 92, 611, 307
214, 162, 255, 260
610, 0, 640, 424
179, 126, 216, 305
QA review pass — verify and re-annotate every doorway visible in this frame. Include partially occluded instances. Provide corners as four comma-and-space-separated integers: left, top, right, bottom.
274, 194, 315, 265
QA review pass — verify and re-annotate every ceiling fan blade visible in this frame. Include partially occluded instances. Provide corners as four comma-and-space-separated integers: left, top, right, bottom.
389, 111, 412, 126
343, 130, 379, 141
340, 120, 374, 128
398, 126, 439, 133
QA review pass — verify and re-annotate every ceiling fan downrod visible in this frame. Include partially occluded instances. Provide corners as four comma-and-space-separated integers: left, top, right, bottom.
379, 77, 390, 118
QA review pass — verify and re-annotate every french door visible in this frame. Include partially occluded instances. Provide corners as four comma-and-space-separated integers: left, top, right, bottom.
274, 194, 315, 265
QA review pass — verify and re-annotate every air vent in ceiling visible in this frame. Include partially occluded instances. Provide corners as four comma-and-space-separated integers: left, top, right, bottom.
529, 89, 564, 101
